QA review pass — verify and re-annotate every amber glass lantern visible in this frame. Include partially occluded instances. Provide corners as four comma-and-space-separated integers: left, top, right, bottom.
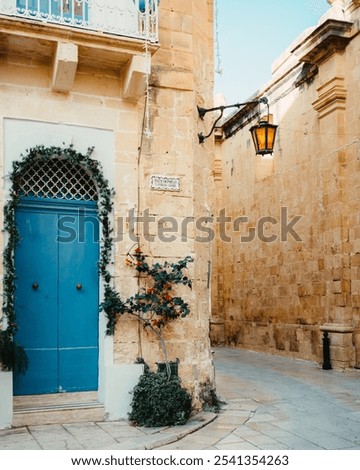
250, 120, 278, 156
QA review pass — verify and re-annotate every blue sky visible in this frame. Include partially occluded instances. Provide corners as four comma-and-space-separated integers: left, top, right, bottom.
214, 0, 330, 104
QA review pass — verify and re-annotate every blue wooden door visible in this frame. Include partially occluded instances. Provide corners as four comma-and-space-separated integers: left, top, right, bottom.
13, 199, 99, 395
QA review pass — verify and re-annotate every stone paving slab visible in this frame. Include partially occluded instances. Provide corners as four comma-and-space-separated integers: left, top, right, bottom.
158, 348, 360, 450
0, 412, 216, 450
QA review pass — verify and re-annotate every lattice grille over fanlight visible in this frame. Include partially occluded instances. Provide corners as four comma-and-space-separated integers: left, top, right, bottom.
18, 158, 98, 201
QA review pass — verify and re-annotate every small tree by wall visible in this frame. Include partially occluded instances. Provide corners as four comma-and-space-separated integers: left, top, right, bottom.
100, 248, 195, 427
101, 248, 193, 377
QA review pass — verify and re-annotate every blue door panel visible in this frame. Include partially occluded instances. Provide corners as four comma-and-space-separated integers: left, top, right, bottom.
13, 350, 58, 395
58, 213, 99, 349
59, 348, 98, 392
14, 210, 58, 349
14, 200, 99, 396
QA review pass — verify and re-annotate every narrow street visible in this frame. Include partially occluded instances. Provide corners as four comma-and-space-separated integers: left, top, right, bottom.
159, 348, 360, 450
1, 348, 360, 450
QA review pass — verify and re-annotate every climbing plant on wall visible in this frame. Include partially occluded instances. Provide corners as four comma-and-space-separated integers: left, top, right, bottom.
101, 247, 193, 378
0, 145, 114, 372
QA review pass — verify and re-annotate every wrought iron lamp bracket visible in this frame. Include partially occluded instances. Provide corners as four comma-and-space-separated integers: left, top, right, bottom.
197, 97, 269, 144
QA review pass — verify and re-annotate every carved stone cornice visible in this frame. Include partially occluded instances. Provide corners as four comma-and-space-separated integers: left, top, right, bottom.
291, 19, 353, 65
312, 76, 347, 118
345, 0, 360, 14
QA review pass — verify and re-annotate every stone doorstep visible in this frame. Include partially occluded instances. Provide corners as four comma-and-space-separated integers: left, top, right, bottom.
13, 391, 105, 428
13, 403, 105, 428
13, 391, 98, 408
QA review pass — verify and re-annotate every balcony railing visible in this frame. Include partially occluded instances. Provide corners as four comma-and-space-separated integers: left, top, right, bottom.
0, 0, 158, 42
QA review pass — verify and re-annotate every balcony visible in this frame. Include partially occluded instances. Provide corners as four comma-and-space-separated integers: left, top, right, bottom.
0, 0, 159, 98
0, 0, 158, 42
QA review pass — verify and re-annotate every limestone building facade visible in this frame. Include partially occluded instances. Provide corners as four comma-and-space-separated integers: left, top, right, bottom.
211, 0, 360, 371
0, 0, 215, 429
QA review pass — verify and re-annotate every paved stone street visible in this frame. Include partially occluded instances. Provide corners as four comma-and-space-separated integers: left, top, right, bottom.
1, 347, 360, 450
159, 348, 360, 450
0, 412, 216, 450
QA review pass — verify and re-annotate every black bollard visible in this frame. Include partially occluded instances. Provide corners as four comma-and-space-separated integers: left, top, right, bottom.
322, 331, 332, 370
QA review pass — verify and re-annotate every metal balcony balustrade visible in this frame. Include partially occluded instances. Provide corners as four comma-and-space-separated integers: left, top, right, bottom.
0, 0, 158, 42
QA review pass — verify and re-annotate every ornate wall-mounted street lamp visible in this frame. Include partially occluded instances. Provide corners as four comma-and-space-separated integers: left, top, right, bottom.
197, 97, 278, 155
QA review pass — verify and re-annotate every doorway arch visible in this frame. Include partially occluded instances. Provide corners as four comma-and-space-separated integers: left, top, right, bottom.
1, 145, 114, 396
13, 157, 100, 395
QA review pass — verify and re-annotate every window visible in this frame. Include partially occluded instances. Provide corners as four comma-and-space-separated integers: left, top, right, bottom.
16, 0, 88, 23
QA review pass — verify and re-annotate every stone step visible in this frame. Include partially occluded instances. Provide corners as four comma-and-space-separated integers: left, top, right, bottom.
13, 392, 105, 427
14, 391, 98, 409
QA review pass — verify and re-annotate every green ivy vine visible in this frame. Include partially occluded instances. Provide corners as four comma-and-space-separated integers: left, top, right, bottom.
0, 145, 114, 372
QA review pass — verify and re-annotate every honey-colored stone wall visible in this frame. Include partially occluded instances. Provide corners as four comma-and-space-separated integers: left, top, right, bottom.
0, 0, 215, 406
212, 1, 360, 369
114, 0, 216, 402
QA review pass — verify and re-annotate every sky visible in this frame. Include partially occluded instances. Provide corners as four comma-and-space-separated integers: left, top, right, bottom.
214, 0, 330, 105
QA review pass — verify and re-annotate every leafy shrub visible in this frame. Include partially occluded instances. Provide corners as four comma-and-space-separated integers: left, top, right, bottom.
0, 330, 28, 373
129, 371, 192, 427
